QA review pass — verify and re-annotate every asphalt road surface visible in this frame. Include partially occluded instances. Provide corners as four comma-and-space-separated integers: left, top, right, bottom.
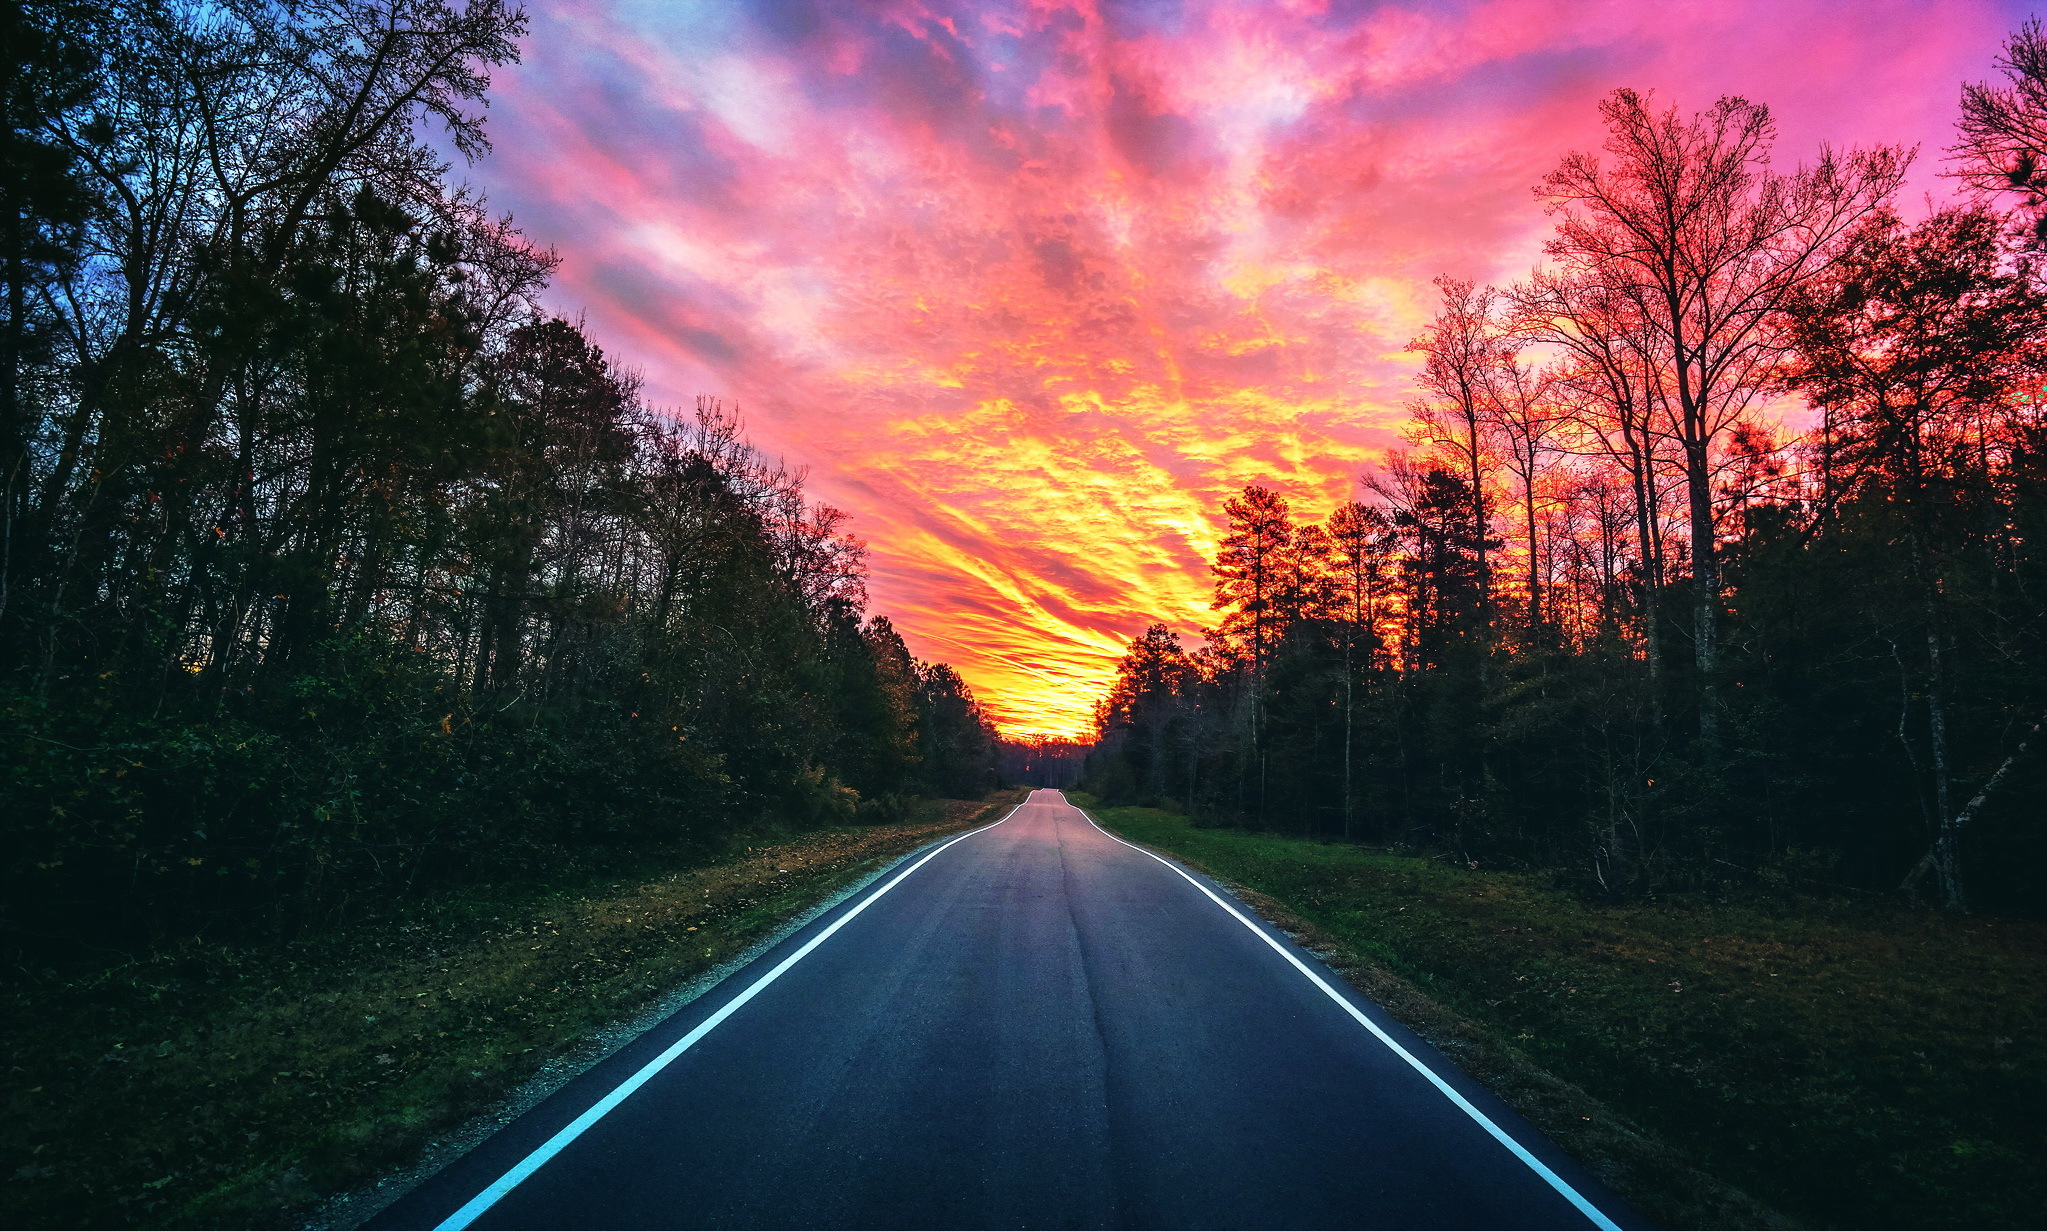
367, 790, 1648, 1230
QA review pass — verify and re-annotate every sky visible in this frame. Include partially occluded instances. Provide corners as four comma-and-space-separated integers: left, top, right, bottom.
462, 0, 2033, 739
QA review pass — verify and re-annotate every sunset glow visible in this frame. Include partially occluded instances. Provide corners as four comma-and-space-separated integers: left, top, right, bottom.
467, 0, 2026, 739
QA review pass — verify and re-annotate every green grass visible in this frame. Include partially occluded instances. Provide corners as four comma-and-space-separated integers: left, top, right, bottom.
1, 791, 1025, 1230
1080, 798, 2046, 1231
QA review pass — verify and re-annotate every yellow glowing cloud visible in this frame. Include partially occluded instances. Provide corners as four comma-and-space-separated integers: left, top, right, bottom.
475, 0, 1998, 737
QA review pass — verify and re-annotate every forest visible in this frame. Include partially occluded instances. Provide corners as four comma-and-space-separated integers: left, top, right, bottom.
0, 0, 999, 958
1085, 36, 2047, 915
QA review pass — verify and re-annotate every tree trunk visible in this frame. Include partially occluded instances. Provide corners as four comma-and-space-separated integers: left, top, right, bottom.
1917, 557, 1961, 910
1, 207, 24, 631
1623, 424, 1666, 734
1685, 437, 1719, 742
1463, 405, 1490, 611
1523, 475, 1542, 627
1343, 632, 1355, 840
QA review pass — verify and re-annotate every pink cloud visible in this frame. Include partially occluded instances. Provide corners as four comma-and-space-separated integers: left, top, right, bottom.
462, 0, 2028, 737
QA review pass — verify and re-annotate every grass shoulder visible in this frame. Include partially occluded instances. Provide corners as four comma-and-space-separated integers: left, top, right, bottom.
1073, 795, 2045, 1231
2, 789, 1027, 1231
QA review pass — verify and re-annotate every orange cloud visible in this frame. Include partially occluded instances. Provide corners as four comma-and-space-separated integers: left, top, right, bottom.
467, 0, 2018, 738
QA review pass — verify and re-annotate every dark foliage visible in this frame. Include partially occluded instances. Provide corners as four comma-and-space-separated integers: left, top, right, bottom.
1086, 72, 2047, 915
0, 0, 996, 959
997, 737, 1089, 788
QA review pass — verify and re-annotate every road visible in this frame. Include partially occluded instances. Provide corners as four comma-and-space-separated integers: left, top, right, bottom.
368, 790, 1646, 1230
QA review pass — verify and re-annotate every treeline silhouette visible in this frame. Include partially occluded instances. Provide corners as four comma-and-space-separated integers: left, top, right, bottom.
1, 0, 996, 952
996, 738, 1090, 789
1086, 38, 2047, 913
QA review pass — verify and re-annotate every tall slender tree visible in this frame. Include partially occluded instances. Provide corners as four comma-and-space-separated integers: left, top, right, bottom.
1542, 89, 1906, 737
1408, 277, 1502, 619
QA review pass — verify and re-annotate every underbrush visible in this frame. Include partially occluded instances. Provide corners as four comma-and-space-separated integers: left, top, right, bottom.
0, 791, 1023, 1230
1081, 798, 2046, 1231
1, 653, 748, 958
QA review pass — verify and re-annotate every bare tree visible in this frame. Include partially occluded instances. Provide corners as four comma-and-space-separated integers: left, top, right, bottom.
1407, 277, 1503, 619
1541, 90, 1905, 738
1476, 348, 1566, 627
1514, 267, 1677, 708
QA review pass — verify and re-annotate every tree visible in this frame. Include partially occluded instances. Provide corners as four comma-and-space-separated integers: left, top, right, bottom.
1327, 501, 1396, 835
1211, 485, 1296, 673
1777, 204, 2047, 908
0, 0, 97, 617
1280, 521, 1334, 626
1515, 268, 1677, 707
1386, 461, 1493, 673
1477, 351, 1567, 627
1, 1, 995, 952
1094, 623, 1194, 804
1954, 18, 2047, 237
1079, 56, 2047, 920
914, 661, 998, 798
1542, 89, 1906, 737
1327, 502, 1394, 649
1408, 277, 1502, 616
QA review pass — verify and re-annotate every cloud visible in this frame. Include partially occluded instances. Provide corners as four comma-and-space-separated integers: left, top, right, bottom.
464, 0, 2027, 738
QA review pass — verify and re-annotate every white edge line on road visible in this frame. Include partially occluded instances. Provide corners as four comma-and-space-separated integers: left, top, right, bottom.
428, 801, 1028, 1231
1069, 797, 1625, 1231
